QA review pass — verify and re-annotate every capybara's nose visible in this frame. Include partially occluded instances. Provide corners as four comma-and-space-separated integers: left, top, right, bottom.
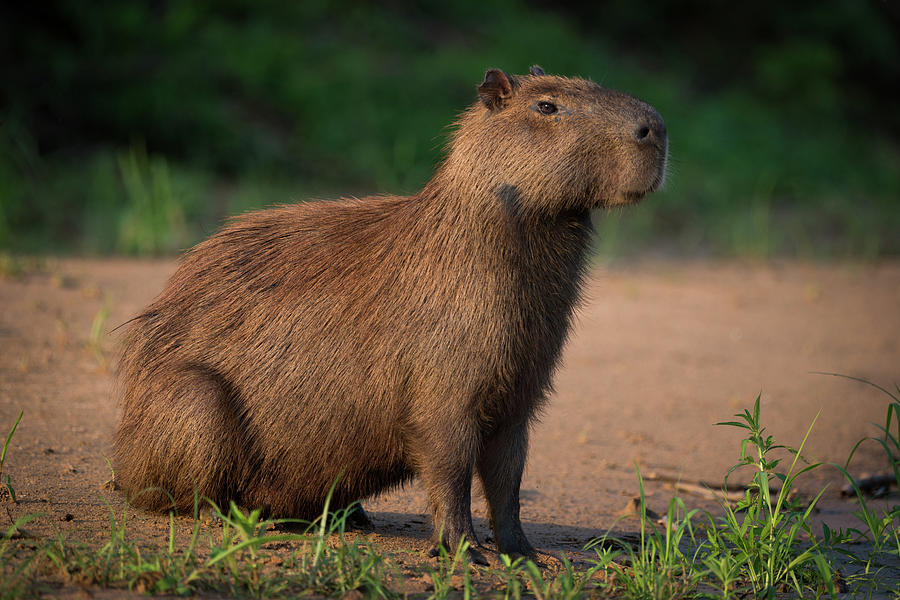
633, 114, 667, 148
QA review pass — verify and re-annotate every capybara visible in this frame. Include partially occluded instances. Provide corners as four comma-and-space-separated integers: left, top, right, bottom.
114, 65, 668, 560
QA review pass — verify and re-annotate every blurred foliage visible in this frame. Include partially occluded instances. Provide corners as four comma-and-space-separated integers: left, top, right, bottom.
1, 0, 898, 257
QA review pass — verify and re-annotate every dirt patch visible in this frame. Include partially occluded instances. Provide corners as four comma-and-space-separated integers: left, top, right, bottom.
1, 258, 898, 589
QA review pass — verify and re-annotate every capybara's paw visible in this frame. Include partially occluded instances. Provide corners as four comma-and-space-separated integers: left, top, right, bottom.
498, 547, 537, 562
427, 544, 489, 566
200, 506, 223, 527
495, 531, 537, 560
345, 503, 374, 530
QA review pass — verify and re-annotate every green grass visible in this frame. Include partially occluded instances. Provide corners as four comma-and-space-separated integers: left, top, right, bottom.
0, 411, 23, 504
425, 537, 475, 599
712, 396, 830, 596
38, 494, 395, 598
0, 514, 43, 600
3, 383, 900, 598
581, 395, 837, 599
88, 303, 111, 368
605, 473, 702, 599
821, 374, 900, 595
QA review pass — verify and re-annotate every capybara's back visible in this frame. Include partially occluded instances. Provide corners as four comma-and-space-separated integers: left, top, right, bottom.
114, 65, 668, 559
116, 199, 431, 515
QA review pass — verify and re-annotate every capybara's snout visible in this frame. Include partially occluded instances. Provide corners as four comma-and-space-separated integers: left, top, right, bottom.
632, 106, 667, 151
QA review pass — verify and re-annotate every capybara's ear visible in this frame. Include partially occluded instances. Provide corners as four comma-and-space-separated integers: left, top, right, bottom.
529, 65, 546, 76
478, 69, 516, 110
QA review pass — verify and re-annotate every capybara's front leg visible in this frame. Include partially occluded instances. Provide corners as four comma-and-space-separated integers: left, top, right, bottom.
477, 422, 536, 558
415, 424, 488, 565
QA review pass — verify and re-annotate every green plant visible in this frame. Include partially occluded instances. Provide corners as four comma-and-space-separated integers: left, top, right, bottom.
701, 550, 744, 599
40, 483, 395, 598
88, 303, 111, 367
523, 553, 606, 600
819, 374, 900, 593
288, 510, 393, 598
823, 373, 900, 488
0, 513, 43, 599
601, 467, 700, 600
711, 395, 833, 597
115, 146, 189, 255
281, 478, 394, 598
205, 501, 301, 597
0, 411, 23, 503
424, 535, 474, 600
3, 2, 900, 258
0, 255, 26, 280
491, 553, 526, 600
45, 498, 133, 587
585, 541, 622, 594
9, 391, 900, 597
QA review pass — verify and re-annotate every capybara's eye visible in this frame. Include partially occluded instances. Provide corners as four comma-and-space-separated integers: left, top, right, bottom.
537, 101, 558, 115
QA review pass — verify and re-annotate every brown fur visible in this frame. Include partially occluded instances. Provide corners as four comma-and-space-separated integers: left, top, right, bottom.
113, 66, 667, 559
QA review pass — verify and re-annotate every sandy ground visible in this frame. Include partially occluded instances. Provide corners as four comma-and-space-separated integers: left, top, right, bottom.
1, 258, 899, 592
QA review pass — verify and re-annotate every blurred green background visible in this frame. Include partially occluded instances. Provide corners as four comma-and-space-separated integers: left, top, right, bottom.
2, 0, 898, 258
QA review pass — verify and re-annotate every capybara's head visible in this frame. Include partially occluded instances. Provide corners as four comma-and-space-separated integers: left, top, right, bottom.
445, 65, 668, 216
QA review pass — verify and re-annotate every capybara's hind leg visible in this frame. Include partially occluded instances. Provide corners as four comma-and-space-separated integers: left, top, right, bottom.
345, 503, 374, 529
273, 502, 373, 532
114, 365, 243, 513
